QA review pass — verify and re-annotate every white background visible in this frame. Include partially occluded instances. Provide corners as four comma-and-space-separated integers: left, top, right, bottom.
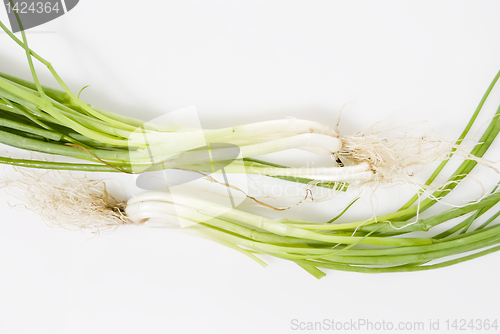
1, 1, 500, 333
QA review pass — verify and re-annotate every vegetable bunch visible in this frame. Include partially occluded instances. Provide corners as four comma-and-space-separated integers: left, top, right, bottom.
1, 18, 500, 278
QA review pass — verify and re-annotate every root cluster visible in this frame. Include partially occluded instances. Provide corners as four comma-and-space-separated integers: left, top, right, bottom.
0, 169, 131, 232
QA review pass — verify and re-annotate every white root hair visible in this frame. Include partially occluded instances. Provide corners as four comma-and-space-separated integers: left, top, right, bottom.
339, 128, 493, 185
0, 168, 132, 233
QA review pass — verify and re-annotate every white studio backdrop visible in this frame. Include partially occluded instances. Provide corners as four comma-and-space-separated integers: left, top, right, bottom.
1, 1, 500, 333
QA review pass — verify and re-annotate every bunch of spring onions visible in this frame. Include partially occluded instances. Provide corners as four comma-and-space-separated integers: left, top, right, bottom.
125, 69, 500, 278
0, 20, 471, 187
1, 19, 500, 278
0, 18, 368, 187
